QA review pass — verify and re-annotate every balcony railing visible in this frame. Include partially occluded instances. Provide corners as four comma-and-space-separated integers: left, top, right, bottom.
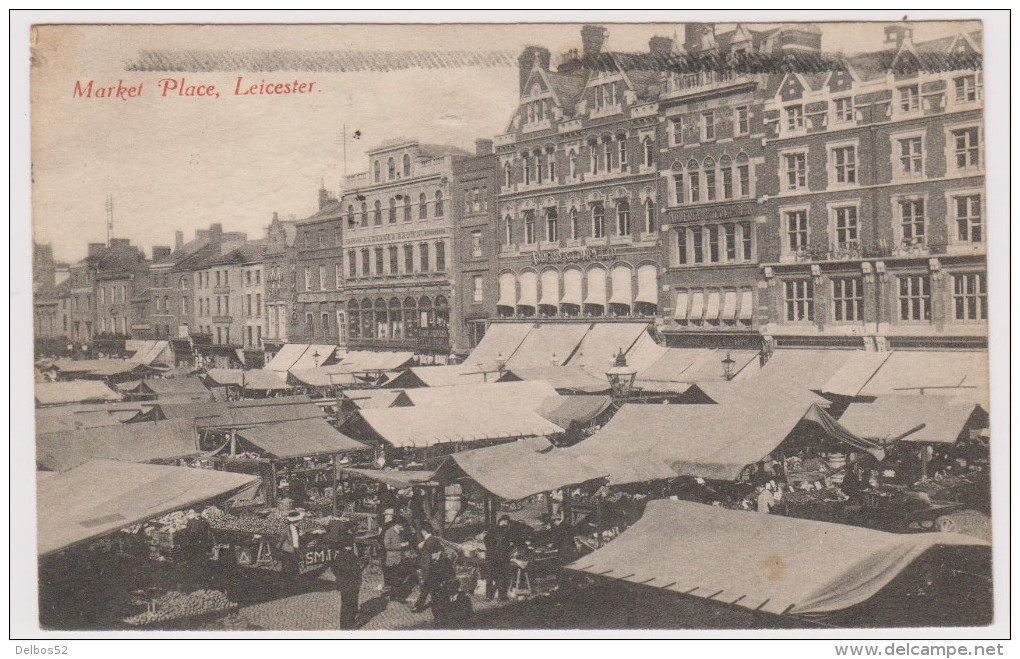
787, 239, 949, 263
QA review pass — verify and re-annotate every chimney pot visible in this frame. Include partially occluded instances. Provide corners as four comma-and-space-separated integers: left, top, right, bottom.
475, 139, 494, 156
581, 25, 609, 61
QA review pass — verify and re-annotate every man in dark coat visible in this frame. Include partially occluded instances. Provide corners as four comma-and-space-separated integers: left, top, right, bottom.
325, 520, 364, 629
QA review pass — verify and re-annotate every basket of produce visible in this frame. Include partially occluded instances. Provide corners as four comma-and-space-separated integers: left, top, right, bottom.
122, 589, 236, 628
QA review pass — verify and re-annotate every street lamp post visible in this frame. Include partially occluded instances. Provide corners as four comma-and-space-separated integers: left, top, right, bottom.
721, 351, 736, 381
605, 348, 637, 402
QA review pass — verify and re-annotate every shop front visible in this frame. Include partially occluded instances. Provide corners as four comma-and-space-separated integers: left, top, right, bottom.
343, 284, 452, 358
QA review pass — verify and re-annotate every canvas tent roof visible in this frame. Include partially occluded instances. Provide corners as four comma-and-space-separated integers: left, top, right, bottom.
566, 323, 650, 378
741, 349, 860, 392
234, 418, 366, 458
635, 349, 758, 391
35, 405, 143, 434
839, 396, 987, 445
263, 344, 313, 372
500, 365, 610, 393
288, 364, 351, 387
37, 418, 201, 472
433, 437, 607, 501
345, 389, 408, 409
133, 397, 323, 427
341, 468, 435, 489
856, 351, 989, 407
129, 340, 174, 367
503, 323, 589, 370
37, 460, 259, 556
536, 395, 613, 429
565, 499, 988, 616
337, 351, 414, 374
402, 380, 560, 414
464, 322, 534, 370
355, 406, 563, 448
405, 365, 490, 388
620, 331, 669, 375
206, 369, 292, 391
122, 377, 210, 398
35, 381, 122, 406
289, 345, 340, 371
820, 352, 895, 397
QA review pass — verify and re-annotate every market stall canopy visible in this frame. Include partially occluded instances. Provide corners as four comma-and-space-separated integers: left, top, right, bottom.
740, 349, 861, 392
394, 365, 490, 388
205, 369, 292, 391
341, 468, 435, 489
264, 343, 310, 372
289, 345, 341, 372
288, 364, 351, 388
35, 403, 144, 434
354, 406, 564, 448
344, 389, 409, 410
37, 460, 259, 557
503, 323, 588, 370
855, 351, 989, 408
567, 392, 820, 483
565, 323, 650, 378
37, 418, 201, 472
536, 395, 614, 429
635, 349, 758, 393
499, 366, 611, 394
130, 396, 323, 427
464, 322, 534, 370
839, 396, 988, 445
621, 331, 669, 375
234, 418, 366, 458
120, 377, 211, 399
433, 437, 607, 501
337, 350, 414, 374
128, 340, 174, 367
565, 499, 988, 617
820, 352, 895, 397
35, 381, 122, 406
403, 380, 560, 414
692, 380, 828, 408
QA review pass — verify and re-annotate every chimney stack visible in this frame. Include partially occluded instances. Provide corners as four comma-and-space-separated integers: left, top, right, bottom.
475, 138, 493, 156
272, 211, 279, 223
88, 243, 105, 257
649, 36, 674, 59
884, 24, 914, 51
175, 230, 184, 252
517, 46, 552, 94
581, 25, 609, 63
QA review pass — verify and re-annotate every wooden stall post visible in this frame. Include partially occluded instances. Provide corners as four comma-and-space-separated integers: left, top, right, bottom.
266, 461, 278, 508
229, 430, 237, 458
331, 454, 339, 516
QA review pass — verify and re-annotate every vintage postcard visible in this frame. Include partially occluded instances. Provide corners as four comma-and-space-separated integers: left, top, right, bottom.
15, 11, 1008, 642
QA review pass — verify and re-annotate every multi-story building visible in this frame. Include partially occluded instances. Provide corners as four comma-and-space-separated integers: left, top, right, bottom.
142, 246, 176, 340
83, 239, 151, 353
494, 26, 663, 324
339, 139, 470, 359
292, 189, 346, 346
32, 242, 71, 348
757, 25, 985, 350
262, 212, 299, 358
450, 140, 499, 354
67, 260, 94, 344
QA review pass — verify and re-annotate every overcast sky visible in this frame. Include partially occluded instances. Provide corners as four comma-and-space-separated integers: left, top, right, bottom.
31, 20, 977, 263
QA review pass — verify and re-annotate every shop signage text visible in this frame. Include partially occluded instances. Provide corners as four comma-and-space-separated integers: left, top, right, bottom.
530, 245, 619, 265
668, 203, 759, 224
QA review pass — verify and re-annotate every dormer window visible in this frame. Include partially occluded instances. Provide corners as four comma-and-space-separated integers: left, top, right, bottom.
593, 82, 617, 111
898, 85, 920, 113
784, 105, 804, 132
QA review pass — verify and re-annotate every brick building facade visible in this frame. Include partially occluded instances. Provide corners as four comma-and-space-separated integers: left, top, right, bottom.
292, 190, 346, 346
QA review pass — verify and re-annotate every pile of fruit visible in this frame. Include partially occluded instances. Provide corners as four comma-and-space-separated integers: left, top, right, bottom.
123, 590, 234, 626
203, 507, 324, 535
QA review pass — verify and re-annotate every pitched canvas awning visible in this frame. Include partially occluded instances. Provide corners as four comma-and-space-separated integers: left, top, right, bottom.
337, 350, 414, 374
37, 460, 259, 556
820, 352, 893, 397
206, 369, 292, 391
501, 366, 611, 394
561, 268, 583, 306
496, 272, 518, 308
355, 406, 564, 448
566, 322, 648, 379
432, 437, 607, 501
402, 365, 489, 387
674, 291, 690, 320
264, 344, 310, 372
403, 380, 560, 413
289, 345, 339, 371
503, 323, 588, 370
536, 394, 613, 429
37, 418, 201, 472
565, 499, 988, 616
738, 290, 754, 321
584, 268, 607, 306
839, 396, 987, 445
704, 290, 721, 321
721, 290, 738, 320
35, 381, 122, 406
340, 468, 435, 489
123, 377, 210, 398
857, 351, 989, 408
235, 418, 366, 458
133, 397, 323, 428
288, 364, 350, 387
517, 271, 538, 308
608, 266, 632, 306
744, 349, 858, 392
464, 322, 534, 371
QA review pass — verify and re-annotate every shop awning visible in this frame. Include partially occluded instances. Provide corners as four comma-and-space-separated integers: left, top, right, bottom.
743, 349, 858, 393
704, 291, 721, 321
503, 323, 589, 370
289, 345, 339, 372
584, 268, 607, 306
857, 351, 989, 408
35, 381, 122, 406
518, 271, 538, 308
721, 290, 738, 320
539, 269, 560, 307
536, 394, 613, 429
608, 266, 633, 306
674, 291, 690, 320
355, 406, 563, 448
820, 352, 893, 397
496, 272, 518, 308
565, 499, 988, 616
623, 331, 670, 375
206, 369, 292, 391
561, 269, 583, 306
501, 366, 611, 394
739, 290, 754, 320
403, 380, 560, 414
264, 344, 310, 372
37, 460, 259, 557
235, 418, 366, 458
689, 291, 705, 322
433, 437, 607, 501
37, 418, 201, 472
464, 322, 534, 371
337, 350, 414, 374
566, 322, 650, 378
635, 264, 658, 305
340, 468, 435, 489
839, 396, 987, 445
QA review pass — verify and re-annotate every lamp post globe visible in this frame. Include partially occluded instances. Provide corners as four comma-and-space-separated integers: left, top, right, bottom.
605, 348, 637, 401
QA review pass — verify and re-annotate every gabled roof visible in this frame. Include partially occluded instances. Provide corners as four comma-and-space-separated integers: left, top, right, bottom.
235, 418, 366, 458
37, 418, 201, 472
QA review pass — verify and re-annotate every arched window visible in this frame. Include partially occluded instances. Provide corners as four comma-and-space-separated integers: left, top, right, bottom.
403, 154, 411, 177
736, 152, 751, 198
403, 297, 418, 337
434, 190, 444, 217
389, 297, 403, 339
361, 299, 375, 338
591, 202, 605, 238
419, 193, 428, 219
545, 207, 558, 243
523, 153, 531, 185
617, 133, 628, 169
644, 198, 656, 233
568, 150, 577, 179
603, 137, 614, 172
643, 136, 654, 167
347, 205, 355, 226
588, 140, 599, 175
348, 299, 361, 339
546, 147, 556, 181
388, 197, 397, 223
434, 295, 449, 327
719, 155, 734, 199
533, 149, 543, 184
373, 200, 382, 225
617, 199, 631, 235
570, 207, 580, 239
360, 202, 368, 227
418, 296, 434, 328
688, 159, 701, 203
387, 157, 396, 180
504, 215, 513, 245
374, 298, 388, 339
504, 162, 512, 187
524, 210, 536, 244
179, 276, 188, 290
704, 157, 717, 202
373, 160, 381, 183
403, 195, 411, 221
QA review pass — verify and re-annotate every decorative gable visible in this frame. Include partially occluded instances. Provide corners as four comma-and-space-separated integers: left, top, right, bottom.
827, 69, 855, 94
777, 74, 806, 102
